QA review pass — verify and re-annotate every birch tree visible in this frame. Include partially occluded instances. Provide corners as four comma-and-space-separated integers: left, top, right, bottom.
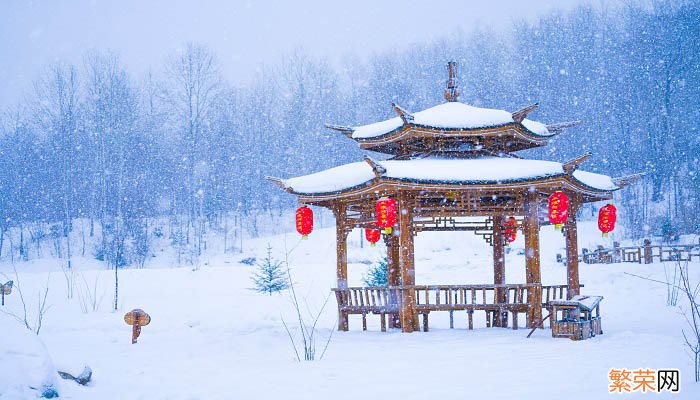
32, 63, 80, 297
165, 43, 222, 261
84, 51, 139, 309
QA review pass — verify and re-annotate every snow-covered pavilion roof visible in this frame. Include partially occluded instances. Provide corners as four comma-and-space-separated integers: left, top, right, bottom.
270, 61, 643, 207
279, 157, 619, 196
351, 102, 552, 140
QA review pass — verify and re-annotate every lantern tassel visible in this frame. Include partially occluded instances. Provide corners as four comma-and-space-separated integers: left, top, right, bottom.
554, 224, 563, 231
301, 235, 309, 240
602, 232, 608, 238
384, 227, 393, 235
370, 242, 376, 247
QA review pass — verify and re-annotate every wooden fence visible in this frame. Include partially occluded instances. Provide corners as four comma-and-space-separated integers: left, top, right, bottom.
578, 240, 700, 265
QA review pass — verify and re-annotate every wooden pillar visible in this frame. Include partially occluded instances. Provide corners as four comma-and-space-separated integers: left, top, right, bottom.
565, 203, 580, 299
492, 216, 506, 327
335, 204, 349, 331
397, 195, 417, 333
385, 233, 401, 328
524, 193, 543, 329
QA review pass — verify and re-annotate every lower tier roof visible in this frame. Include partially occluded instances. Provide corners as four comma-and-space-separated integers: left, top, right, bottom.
278, 156, 618, 197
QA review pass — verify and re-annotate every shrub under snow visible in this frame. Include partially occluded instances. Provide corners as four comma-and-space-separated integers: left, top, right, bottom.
0, 314, 59, 398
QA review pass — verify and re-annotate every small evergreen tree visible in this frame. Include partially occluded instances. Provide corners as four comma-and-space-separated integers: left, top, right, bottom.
363, 257, 388, 287
252, 245, 289, 295
661, 220, 680, 243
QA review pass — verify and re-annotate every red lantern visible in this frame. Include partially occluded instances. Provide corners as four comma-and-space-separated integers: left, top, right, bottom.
295, 206, 313, 239
598, 204, 617, 237
376, 197, 397, 234
503, 217, 518, 244
365, 228, 381, 246
548, 191, 570, 230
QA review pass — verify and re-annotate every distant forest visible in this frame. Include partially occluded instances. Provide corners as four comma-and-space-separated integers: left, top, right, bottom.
1, 1, 699, 264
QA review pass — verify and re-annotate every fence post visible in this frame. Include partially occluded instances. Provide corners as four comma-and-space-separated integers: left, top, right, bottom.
643, 239, 653, 264
613, 242, 621, 263
637, 247, 642, 264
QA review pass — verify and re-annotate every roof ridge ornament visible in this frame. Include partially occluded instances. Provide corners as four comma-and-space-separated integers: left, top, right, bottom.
265, 176, 291, 193
444, 61, 460, 102
391, 103, 414, 124
363, 155, 386, 178
512, 103, 539, 123
546, 120, 581, 134
563, 152, 592, 174
324, 123, 354, 138
612, 173, 646, 188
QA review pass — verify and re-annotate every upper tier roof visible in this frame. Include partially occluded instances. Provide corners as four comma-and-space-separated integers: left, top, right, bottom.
352, 102, 552, 140
325, 62, 579, 156
327, 101, 576, 156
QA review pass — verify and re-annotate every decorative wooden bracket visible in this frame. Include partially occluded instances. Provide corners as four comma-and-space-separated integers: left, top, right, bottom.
546, 121, 581, 134
363, 155, 386, 178
266, 176, 292, 193
563, 152, 592, 174
512, 103, 539, 123
332, 205, 354, 237
343, 224, 353, 237
612, 173, 645, 188
357, 221, 382, 230
391, 103, 414, 124
324, 123, 354, 138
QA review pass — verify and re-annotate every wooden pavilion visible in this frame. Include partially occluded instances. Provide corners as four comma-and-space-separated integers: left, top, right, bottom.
269, 62, 640, 334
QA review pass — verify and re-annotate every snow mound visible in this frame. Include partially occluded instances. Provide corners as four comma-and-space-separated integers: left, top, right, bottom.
0, 314, 59, 399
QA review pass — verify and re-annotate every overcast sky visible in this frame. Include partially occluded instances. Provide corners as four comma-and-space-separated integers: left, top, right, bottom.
1, 0, 603, 108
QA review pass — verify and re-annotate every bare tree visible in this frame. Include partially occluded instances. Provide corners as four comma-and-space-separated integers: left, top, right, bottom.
84, 51, 138, 309
279, 239, 334, 361
677, 259, 700, 382
626, 255, 700, 382
77, 271, 106, 313
0, 264, 51, 335
164, 43, 222, 262
32, 63, 79, 298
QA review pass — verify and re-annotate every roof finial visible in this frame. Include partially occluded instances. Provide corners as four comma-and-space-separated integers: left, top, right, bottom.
444, 61, 460, 102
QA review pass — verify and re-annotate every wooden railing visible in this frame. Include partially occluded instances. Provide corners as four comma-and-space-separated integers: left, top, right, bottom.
412, 284, 531, 311
579, 240, 700, 264
542, 284, 578, 305
332, 283, 580, 331
332, 286, 399, 313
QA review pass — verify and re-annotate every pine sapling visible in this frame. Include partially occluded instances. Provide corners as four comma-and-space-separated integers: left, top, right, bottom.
252, 244, 289, 295
363, 257, 388, 287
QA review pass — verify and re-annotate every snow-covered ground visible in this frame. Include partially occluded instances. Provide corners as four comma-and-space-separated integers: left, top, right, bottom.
2, 221, 698, 399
